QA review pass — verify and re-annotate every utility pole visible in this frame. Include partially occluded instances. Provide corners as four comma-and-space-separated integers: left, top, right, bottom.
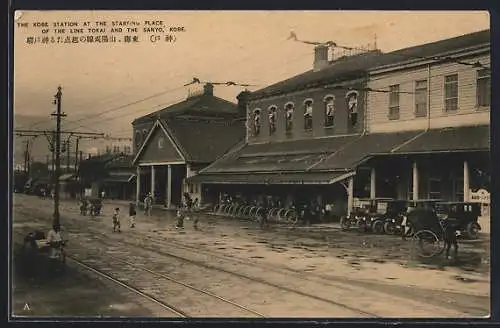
65, 139, 71, 173
51, 86, 66, 227
74, 137, 80, 172
23, 140, 29, 174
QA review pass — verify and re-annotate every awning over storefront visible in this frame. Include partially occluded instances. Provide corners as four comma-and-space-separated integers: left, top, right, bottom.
310, 130, 424, 171
202, 134, 358, 174
187, 171, 355, 185
103, 172, 135, 183
390, 125, 490, 154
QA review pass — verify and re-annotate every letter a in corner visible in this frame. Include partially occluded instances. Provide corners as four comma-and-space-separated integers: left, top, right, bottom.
23, 303, 30, 311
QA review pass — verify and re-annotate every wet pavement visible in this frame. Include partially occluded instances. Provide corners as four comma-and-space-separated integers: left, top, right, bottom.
11, 194, 491, 317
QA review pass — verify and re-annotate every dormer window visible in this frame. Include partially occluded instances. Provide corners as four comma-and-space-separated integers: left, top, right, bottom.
346, 91, 359, 126
268, 105, 277, 135
323, 95, 335, 127
253, 108, 261, 135
284, 102, 294, 132
303, 99, 313, 131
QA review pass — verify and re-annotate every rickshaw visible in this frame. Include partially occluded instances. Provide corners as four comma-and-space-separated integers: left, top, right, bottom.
435, 202, 482, 239
22, 229, 68, 266
87, 197, 103, 216
405, 202, 459, 258
395, 199, 443, 239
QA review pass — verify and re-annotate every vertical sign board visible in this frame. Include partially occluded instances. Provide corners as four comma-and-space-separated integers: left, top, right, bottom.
469, 189, 490, 216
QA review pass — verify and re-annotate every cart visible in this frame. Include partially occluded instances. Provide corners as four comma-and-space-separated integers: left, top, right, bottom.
87, 197, 103, 216
22, 230, 68, 265
406, 205, 458, 258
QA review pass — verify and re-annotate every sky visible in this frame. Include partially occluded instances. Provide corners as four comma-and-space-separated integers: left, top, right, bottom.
13, 10, 490, 144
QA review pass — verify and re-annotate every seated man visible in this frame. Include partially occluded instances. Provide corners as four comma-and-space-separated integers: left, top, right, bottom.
46, 224, 64, 259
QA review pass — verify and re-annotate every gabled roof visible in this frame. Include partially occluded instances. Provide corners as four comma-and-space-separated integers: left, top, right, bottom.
132, 119, 186, 165
164, 117, 246, 163
132, 93, 242, 125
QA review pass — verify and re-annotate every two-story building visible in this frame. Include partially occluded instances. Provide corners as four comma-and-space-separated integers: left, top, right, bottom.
189, 47, 395, 217
131, 83, 247, 207
360, 29, 490, 204
190, 29, 490, 221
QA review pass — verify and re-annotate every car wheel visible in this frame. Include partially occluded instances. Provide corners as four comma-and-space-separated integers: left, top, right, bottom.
466, 222, 481, 239
340, 217, 350, 231
373, 220, 384, 234
384, 221, 395, 235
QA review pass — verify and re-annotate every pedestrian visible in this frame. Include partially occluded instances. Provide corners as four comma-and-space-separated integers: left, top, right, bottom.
129, 203, 137, 228
192, 198, 200, 229
47, 224, 64, 259
112, 207, 121, 232
176, 204, 185, 229
144, 193, 153, 216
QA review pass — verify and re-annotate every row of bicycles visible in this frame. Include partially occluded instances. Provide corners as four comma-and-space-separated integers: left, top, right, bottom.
211, 203, 300, 225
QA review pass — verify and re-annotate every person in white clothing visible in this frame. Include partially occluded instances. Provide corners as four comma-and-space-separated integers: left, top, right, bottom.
47, 224, 63, 259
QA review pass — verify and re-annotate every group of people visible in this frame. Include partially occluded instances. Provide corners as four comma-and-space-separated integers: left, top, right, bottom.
175, 193, 200, 229
109, 192, 201, 233
111, 203, 137, 233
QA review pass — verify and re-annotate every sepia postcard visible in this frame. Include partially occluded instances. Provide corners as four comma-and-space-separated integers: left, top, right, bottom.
11, 10, 491, 320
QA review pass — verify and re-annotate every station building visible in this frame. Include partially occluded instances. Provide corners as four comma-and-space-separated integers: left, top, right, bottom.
131, 84, 247, 207
189, 29, 490, 219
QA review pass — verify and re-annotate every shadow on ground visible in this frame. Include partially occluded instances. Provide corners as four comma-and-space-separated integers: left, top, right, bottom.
11, 246, 152, 317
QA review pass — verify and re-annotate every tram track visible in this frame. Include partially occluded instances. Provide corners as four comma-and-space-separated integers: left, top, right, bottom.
13, 202, 488, 317
12, 228, 265, 318
13, 207, 379, 317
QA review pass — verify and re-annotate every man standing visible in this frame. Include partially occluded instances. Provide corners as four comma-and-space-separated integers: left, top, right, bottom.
47, 224, 64, 259
144, 193, 153, 216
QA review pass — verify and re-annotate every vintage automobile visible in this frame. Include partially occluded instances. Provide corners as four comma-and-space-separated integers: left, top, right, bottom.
340, 198, 393, 233
435, 202, 482, 239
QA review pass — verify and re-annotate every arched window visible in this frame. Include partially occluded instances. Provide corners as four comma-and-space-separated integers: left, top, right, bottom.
323, 95, 335, 127
142, 129, 148, 142
252, 108, 261, 135
268, 105, 277, 135
284, 102, 294, 132
303, 99, 313, 130
346, 91, 359, 127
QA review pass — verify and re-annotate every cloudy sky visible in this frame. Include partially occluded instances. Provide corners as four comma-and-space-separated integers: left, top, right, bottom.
14, 10, 489, 141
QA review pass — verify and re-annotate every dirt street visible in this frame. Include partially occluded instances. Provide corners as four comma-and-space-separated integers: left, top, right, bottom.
11, 194, 491, 318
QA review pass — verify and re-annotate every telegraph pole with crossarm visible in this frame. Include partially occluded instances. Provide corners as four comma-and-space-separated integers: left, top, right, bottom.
51, 86, 66, 227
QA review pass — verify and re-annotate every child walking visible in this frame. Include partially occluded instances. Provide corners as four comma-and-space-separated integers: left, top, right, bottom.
129, 203, 136, 228
112, 207, 121, 232
176, 205, 185, 229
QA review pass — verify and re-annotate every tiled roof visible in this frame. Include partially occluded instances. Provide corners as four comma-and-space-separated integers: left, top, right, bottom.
249, 50, 385, 99
392, 125, 490, 154
133, 94, 242, 125
201, 135, 359, 174
249, 29, 489, 100
188, 171, 351, 185
372, 29, 490, 71
163, 117, 246, 163
312, 131, 424, 171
